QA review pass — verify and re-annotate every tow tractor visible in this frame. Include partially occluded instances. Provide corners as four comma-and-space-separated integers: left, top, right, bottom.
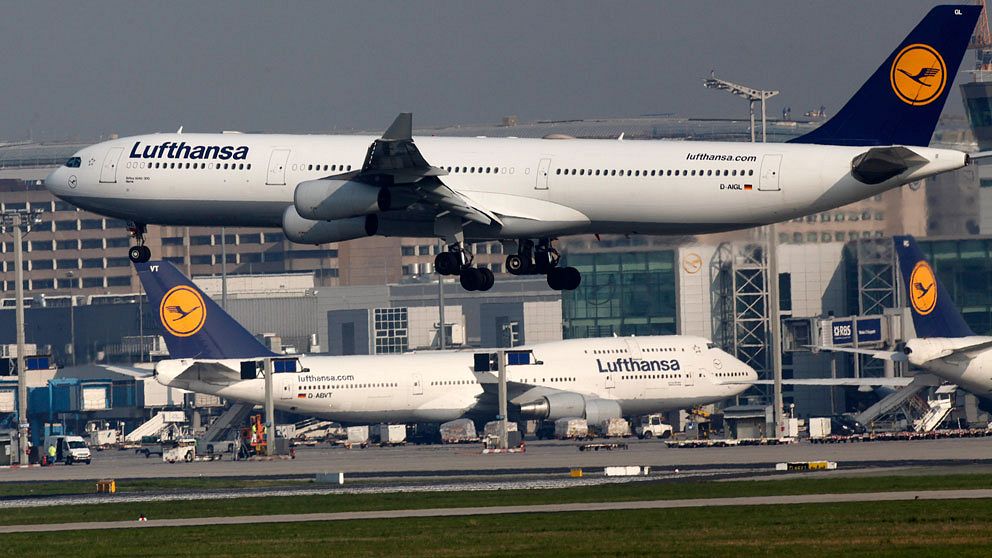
163, 437, 197, 463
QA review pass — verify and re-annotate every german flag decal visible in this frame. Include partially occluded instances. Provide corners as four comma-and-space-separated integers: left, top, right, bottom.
744, 184, 753, 191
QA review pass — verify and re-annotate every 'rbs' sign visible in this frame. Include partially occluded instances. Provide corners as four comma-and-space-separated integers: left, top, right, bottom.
831, 320, 853, 345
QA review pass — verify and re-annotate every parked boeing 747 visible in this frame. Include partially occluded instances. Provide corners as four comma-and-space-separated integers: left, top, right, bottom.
47, 6, 981, 292
138, 260, 757, 424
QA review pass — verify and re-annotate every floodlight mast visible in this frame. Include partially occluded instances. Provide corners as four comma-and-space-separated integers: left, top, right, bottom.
702, 73, 785, 439
2, 209, 44, 465
703, 72, 779, 142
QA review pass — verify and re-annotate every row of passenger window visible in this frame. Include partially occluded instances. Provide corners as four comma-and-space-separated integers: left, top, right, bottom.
125, 161, 252, 170
443, 165, 513, 175
302, 383, 397, 391
621, 374, 684, 380
557, 168, 755, 178
293, 163, 352, 172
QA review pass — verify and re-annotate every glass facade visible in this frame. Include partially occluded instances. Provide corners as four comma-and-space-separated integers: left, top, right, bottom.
916, 238, 992, 335
561, 250, 677, 338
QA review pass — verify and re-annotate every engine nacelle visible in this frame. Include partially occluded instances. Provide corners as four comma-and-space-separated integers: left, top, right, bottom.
583, 399, 622, 424
281, 206, 377, 245
294, 179, 391, 221
518, 393, 622, 423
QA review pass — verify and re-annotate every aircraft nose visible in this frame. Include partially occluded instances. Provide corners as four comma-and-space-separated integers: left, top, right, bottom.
44, 167, 67, 194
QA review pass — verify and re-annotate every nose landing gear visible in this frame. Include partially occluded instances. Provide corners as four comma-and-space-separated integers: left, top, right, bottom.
127, 222, 151, 263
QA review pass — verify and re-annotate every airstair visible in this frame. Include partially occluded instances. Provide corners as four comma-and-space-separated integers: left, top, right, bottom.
124, 411, 186, 443
913, 385, 957, 432
855, 374, 939, 427
201, 402, 254, 445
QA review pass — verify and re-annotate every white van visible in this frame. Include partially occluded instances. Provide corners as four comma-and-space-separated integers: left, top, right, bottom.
43, 435, 92, 465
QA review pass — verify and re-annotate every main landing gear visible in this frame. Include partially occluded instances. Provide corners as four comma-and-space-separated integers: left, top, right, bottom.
435, 244, 495, 292
506, 239, 581, 291
127, 222, 151, 263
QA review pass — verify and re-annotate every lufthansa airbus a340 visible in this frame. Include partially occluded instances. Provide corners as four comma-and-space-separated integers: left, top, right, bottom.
45, 6, 982, 292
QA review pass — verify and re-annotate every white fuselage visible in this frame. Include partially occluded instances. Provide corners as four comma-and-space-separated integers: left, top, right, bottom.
906, 336, 992, 397
46, 133, 966, 240
155, 336, 756, 424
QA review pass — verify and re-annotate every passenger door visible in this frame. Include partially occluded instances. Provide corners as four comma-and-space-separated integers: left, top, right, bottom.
759, 154, 782, 191
266, 149, 291, 185
279, 373, 297, 401
411, 373, 423, 396
535, 158, 551, 190
99, 147, 124, 183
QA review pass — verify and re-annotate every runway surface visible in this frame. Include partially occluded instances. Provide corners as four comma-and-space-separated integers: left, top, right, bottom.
3, 437, 991, 482
3, 488, 991, 533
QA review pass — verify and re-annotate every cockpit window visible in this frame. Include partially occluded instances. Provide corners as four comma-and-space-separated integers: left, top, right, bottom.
706, 342, 717, 349
65, 157, 81, 168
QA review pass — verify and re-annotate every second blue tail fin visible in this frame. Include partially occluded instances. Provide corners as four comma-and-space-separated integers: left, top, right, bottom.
135, 260, 275, 359
894, 235, 975, 339
790, 5, 980, 147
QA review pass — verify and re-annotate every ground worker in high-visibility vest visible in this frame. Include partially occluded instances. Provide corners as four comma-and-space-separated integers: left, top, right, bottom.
47, 444, 56, 465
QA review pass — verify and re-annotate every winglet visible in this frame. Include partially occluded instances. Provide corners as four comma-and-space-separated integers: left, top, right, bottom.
382, 113, 413, 141
893, 235, 975, 338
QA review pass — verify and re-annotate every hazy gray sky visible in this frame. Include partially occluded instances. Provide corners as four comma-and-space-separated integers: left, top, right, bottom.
0, 0, 966, 140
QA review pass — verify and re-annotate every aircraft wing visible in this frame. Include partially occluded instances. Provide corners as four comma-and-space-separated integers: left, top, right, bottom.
814, 345, 908, 362
473, 372, 599, 406
98, 363, 156, 378
723, 376, 936, 387
343, 113, 502, 227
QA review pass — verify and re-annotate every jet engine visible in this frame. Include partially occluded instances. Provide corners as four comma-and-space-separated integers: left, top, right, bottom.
294, 179, 391, 221
281, 206, 377, 244
518, 393, 622, 423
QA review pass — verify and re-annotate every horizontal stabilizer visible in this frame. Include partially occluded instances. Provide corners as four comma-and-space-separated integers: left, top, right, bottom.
851, 146, 928, 184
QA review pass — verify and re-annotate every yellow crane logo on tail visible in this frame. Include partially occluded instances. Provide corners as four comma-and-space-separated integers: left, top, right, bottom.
160, 286, 207, 337
890, 43, 946, 106
909, 261, 938, 316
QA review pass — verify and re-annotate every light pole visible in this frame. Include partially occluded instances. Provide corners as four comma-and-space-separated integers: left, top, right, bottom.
3, 209, 44, 465
66, 271, 75, 366
703, 72, 784, 438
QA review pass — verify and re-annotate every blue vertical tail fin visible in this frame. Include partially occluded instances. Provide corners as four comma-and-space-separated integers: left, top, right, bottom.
893, 236, 974, 339
135, 260, 275, 359
789, 5, 981, 147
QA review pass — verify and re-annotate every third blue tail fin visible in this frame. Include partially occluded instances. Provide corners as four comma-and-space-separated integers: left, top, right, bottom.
135, 260, 275, 359
790, 5, 981, 147
894, 235, 974, 339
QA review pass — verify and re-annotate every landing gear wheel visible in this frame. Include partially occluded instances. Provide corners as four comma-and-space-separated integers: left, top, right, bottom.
128, 245, 151, 263
478, 268, 495, 291
547, 267, 581, 291
460, 267, 483, 291
435, 252, 463, 276
506, 254, 528, 275
562, 266, 581, 290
